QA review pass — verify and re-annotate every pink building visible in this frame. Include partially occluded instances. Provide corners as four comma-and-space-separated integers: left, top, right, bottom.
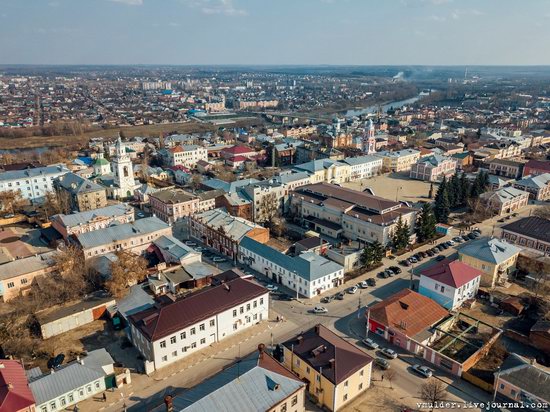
410, 154, 457, 182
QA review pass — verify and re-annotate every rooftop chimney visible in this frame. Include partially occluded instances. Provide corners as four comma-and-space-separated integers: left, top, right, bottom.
258, 343, 266, 360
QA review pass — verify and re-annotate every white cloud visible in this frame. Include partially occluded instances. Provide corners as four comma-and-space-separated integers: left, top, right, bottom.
428, 15, 446, 22
451, 8, 485, 20
108, 0, 144, 5
184, 0, 247, 16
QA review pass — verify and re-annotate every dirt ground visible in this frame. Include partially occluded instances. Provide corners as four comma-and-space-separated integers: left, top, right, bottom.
342, 173, 434, 205
343, 385, 418, 412
0, 225, 52, 264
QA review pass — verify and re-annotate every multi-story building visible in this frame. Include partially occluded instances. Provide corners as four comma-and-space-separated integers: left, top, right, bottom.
159, 145, 208, 169
501, 216, 550, 254
488, 159, 525, 179
239, 236, 344, 298
479, 187, 530, 216
290, 183, 417, 245
293, 160, 351, 185
281, 324, 373, 411
0, 164, 69, 203
418, 260, 482, 310
282, 125, 316, 138
189, 208, 269, 261
128, 272, 269, 373
340, 155, 383, 181
54, 172, 108, 212
375, 149, 421, 172
235, 99, 278, 110
75, 216, 171, 259
512, 173, 550, 201
0, 251, 56, 302
458, 237, 521, 287
29, 349, 114, 412
410, 154, 457, 182
522, 159, 550, 177
149, 188, 199, 224
242, 180, 288, 223
196, 189, 223, 212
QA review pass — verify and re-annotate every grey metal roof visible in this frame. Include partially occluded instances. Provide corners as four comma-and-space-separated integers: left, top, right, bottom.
154, 235, 199, 260
514, 173, 550, 189
375, 149, 420, 158
76, 216, 169, 249
55, 172, 104, 194
341, 155, 382, 166
116, 283, 155, 318
499, 354, 550, 402
202, 178, 260, 194
0, 251, 56, 281
172, 356, 304, 412
458, 237, 521, 264
193, 208, 263, 242
480, 187, 529, 203
240, 237, 343, 281
29, 349, 113, 406
0, 164, 68, 182
53, 203, 133, 228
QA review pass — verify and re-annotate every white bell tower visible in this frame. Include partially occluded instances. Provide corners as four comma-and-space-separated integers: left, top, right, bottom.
112, 135, 136, 196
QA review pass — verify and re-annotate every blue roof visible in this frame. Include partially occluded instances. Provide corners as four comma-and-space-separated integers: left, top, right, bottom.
240, 237, 342, 281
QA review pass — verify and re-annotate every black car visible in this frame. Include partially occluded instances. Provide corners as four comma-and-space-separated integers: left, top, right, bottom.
462, 235, 470, 241
440, 243, 449, 249
389, 266, 402, 274
468, 233, 476, 239
436, 255, 446, 261
381, 271, 390, 278
415, 254, 424, 261
426, 250, 435, 257
418, 251, 427, 258
367, 278, 376, 286
47, 354, 65, 370
400, 259, 410, 267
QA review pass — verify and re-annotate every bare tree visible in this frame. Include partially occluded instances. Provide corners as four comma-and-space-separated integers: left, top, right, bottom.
420, 378, 447, 411
106, 251, 149, 298
384, 369, 397, 389
0, 189, 25, 215
533, 206, 550, 220
41, 190, 71, 218
189, 174, 202, 192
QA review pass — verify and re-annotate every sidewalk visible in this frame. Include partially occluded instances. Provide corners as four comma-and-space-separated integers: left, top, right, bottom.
75, 314, 297, 412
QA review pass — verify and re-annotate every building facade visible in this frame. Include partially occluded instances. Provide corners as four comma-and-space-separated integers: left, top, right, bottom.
0, 164, 69, 203
410, 155, 457, 182
375, 149, 421, 172
149, 188, 200, 224
501, 217, 550, 254
54, 173, 108, 212
512, 173, 550, 201
479, 187, 530, 216
341, 155, 383, 181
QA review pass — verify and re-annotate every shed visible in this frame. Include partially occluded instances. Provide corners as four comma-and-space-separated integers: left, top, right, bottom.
499, 296, 525, 316
36, 293, 116, 339
435, 223, 453, 235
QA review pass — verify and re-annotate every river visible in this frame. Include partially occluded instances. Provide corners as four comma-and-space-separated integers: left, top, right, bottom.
342, 90, 433, 118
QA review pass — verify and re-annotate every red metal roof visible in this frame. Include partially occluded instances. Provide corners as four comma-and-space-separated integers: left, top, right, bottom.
368, 289, 448, 337
222, 145, 255, 155
129, 274, 268, 341
0, 360, 35, 412
420, 260, 482, 288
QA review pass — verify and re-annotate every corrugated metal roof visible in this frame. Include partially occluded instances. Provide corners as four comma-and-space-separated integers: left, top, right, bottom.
54, 203, 133, 228
0, 164, 69, 182
0, 251, 56, 281
458, 237, 521, 264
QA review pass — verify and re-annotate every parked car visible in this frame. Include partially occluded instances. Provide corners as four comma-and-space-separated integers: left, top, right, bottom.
359, 280, 369, 289
384, 269, 394, 277
467, 232, 476, 239
498, 218, 505, 222
380, 348, 398, 359
400, 259, 410, 267
418, 251, 427, 258
47, 354, 65, 370
408, 256, 418, 264
436, 255, 446, 261
512, 213, 518, 217
374, 357, 390, 370
337, 292, 345, 300
278, 294, 293, 301
414, 254, 424, 262
447, 240, 455, 246
426, 249, 435, 257
136, 212, 145, 218
266, 284, 279, 292
453, 236, 463, 243
312, 306, 328, 314
367, 278, 376, 286
389, 266, 402, 274
185, 241, 197, 246
194, 246, 204, 252
472, 231, 481, 238
411, 364, 433, 378
473, 228, 481, 234
361, 338, 379, 349
440, 243, 449, 249
348, 286, 358, 294
378, 271, 387, 278
321, 295, 332, 303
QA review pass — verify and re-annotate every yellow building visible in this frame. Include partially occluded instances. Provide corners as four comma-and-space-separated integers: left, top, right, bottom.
376, 149, 421, 173
458, 237, 521, 288
281, 324, 373, 411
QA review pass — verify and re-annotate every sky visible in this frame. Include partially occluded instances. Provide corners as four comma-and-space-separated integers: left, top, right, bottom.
0, 0, 550, 65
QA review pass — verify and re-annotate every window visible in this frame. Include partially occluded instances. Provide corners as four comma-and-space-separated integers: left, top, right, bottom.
306, 367, 310, 373
210, 319, 215, 327
359, 383, 363, 390
68, 394, 74, 402
200, 338, 206, 344
343, 394, 348, 401
172, 351, 177, 357
162, 355, 168, 362
60, 397, 66, 406
344, 380, 348, 387
233, 323, 238, 330
50, 401, 57, 410
7, 282, 14, 288
500, 383, 505, 390
511, 389, 516, 397
41, 407, 47, 412
233, 309, 237, 317
281, 403, 287, 412
291, 396, 298, 406
170, 336, 176, 344
180, 332, 186, 340
95, 381, 100, 389
240, 306, 244, 314
160, 340, 166, 348
21, 278, 28, 284
79, 389, 84, 397
253, 300, 257, 308
190, 327, 196, 335
260, 298, 264, 305
87, 385, 92, 393
246, 303, 250, 311
199, 323, 205, 331
191, 342, 197, 348
359, 369, 364, 376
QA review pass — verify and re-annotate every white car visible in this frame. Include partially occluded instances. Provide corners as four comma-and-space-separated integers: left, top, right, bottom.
447, 240, 455, 246
380, 348, 398, 359
348, 286, 358, 294
313, 306, 328, 314
185, 241, 197, 246
412, 364, 433, 378
212, 257, 226, 263
361, 338, 379, 349
266, 284, 279, 292
359, 280, 368, 289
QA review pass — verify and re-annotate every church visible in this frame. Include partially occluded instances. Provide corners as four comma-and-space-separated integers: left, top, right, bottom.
94, 136, 141, 200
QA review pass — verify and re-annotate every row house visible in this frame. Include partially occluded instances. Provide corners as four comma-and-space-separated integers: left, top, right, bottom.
51, 203, 135, 240
159, 145, 208, 169
189, 208, 269, 261
488, 159, 525, 179
512, 173, 550, 200
128, 273, 269, 373
501, 216, 550, 254
293, 159, 351, 185
410, 154, 457, 182
0, 164, 69, 203
479, 187, 530, 216
239, 236, 344, 298
522, 159, 550, 177
340, 155, 383, 181
374, 149, 421, 172
149, 188, 199, 224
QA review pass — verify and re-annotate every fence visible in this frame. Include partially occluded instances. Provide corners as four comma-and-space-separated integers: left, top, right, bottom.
462, 371, 494, 393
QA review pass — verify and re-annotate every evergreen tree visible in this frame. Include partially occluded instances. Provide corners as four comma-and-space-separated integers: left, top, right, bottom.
481, 170, 490, 192
392, 216, 411, 250
450, 173, 461, 207
460, 172, 469, 202
416, 202, 437, 242
428, 183, 434, 199
360, 240, 385, 267
434, 177, 450, 223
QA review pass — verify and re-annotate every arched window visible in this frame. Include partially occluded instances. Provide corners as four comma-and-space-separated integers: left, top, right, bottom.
123, 166, 129, 177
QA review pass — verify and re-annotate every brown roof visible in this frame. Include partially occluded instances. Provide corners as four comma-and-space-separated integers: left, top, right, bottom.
150, 188, 197, 204
368, 289, 448, 337
129, 273, 268, 342
282, 324, 373, 385
293, 183, 400, 214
